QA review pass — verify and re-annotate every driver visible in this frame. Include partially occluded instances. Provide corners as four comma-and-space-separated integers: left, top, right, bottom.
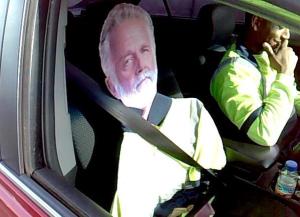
210, 14, 300, 146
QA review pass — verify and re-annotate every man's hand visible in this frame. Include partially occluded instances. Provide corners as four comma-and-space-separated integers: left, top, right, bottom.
263, 40, 298, 76
168, 205, 194, 217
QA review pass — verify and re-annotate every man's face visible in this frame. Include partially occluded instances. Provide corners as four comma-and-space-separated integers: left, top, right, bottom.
107, 18, 157, 109
258, 18, 290, 53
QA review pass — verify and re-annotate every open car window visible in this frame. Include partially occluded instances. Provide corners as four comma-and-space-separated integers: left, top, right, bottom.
62, 0, 300, 215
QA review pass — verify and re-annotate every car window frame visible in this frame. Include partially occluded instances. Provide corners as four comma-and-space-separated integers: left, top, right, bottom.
0, 0, 26, 174
26, 0, 113, 215
0, 0, 79, 216
26, 0, 300, 216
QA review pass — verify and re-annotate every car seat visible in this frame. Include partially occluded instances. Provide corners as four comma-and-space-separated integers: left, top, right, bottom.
67, 71, 124, 210
195, 3, 236, 107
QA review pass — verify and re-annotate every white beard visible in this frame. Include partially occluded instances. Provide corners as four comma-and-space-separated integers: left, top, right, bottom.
114, 69, 157, 109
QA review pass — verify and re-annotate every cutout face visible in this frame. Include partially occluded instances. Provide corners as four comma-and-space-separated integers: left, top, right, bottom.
107, 18, 157, 109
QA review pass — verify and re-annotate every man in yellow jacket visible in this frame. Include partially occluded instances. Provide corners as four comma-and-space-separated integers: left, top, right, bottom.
211, 14, 300, 146
99, 3, 226, 217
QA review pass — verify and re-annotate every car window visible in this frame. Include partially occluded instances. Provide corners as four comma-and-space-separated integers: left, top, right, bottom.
61, 1, 300, 216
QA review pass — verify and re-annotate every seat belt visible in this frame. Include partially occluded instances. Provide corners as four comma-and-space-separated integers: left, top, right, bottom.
65, 61, 217, 179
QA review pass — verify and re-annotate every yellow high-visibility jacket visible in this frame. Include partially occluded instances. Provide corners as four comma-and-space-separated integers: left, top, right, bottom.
111, 94, 226, 217
210, 42, 300, 146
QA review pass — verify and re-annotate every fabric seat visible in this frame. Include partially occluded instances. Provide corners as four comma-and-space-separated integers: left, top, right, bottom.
67, 73, 123, 210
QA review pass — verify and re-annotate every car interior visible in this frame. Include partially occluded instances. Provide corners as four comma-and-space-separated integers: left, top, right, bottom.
42, 0, 300, 215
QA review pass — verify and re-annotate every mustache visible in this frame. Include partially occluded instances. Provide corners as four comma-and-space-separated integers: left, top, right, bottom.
134, 70, 157, 88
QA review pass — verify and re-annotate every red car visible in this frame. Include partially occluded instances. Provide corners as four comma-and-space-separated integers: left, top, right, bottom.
0, 0, 300, 216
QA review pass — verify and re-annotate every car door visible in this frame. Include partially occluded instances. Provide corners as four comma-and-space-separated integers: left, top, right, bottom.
0, 0, 111, 216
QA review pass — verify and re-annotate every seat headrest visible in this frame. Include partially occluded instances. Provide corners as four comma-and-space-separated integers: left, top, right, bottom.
198, 4, 236, 47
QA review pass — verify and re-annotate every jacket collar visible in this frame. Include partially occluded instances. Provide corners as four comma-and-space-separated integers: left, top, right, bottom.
123, 93, 172, 132
235, 41, 258, 68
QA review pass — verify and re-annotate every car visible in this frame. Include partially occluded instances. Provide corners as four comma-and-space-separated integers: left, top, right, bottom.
0, 0, 300, 216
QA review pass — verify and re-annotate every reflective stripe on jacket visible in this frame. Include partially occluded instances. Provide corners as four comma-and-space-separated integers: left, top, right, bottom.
210, 43, 300, 146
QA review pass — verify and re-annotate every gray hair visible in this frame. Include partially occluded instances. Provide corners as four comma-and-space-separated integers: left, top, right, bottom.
99, 3, 155, 77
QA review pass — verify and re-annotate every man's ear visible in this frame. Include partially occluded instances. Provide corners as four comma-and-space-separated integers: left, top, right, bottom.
251, 16, 262, 31
105, 77, 119, 99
